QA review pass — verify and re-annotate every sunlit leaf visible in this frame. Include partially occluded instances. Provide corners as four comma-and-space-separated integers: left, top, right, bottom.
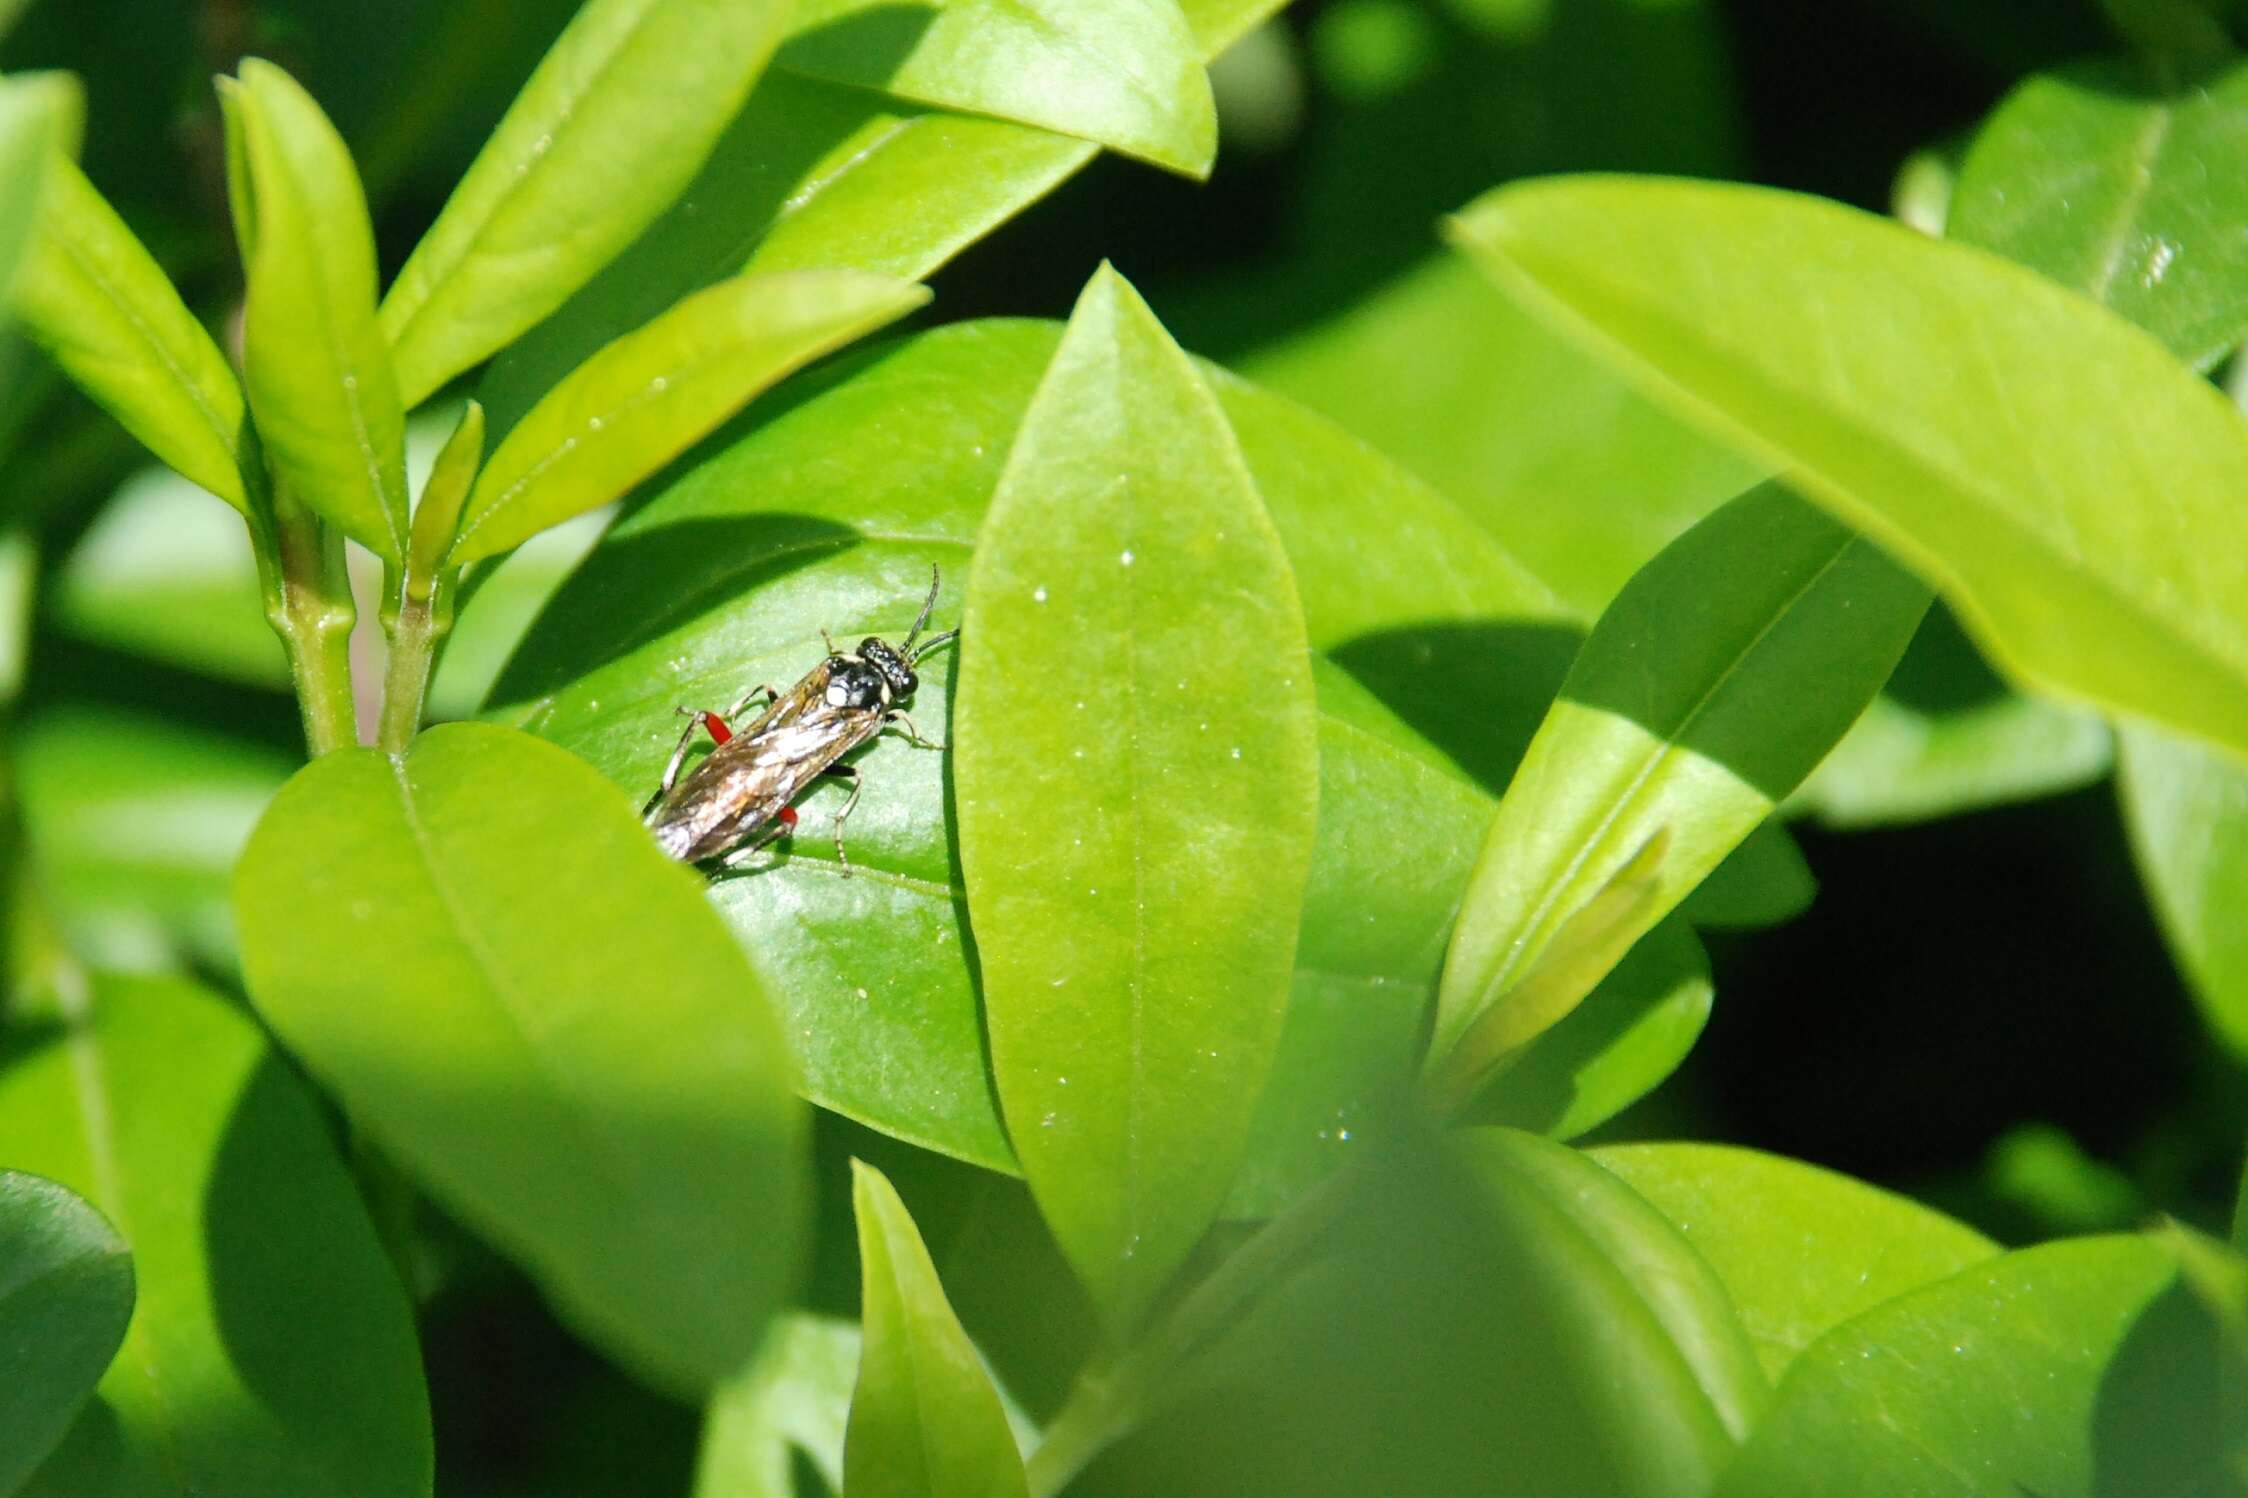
0, 71, 75, 306
695, 1314, 859, 1498
2119, 724, 2248, 1057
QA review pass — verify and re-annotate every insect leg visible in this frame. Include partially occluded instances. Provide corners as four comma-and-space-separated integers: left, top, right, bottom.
644, 708, 713, 813
883, 710, 945, 751
714, 814, 793, 872
822, 764, 863, 875
726, 682, 780, 719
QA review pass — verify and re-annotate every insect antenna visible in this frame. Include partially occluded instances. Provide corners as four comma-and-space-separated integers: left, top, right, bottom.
907, 627, 958, 665
902, 566, 942, 651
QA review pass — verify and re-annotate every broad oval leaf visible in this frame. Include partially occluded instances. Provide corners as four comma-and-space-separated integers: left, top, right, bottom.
14, 158, 248, 510
227, 59, 408, 562
233, 720, 807, 1392
379, 0, 793, 409
1951, 54, 2248, 371
485, 320, 1600, 1216
450, 270, 927, 567
1431, 483, 1929, 1071
2119, 723, 2248, 1057
0, 1170, 133, 1495
776, 0, 1216, 178
1452, 175, 2248, 760
954, 269, 1321, 1333
0, 971, 430, 1496
1589, 1142, 1999, 1380
843, 1161, 1028, 1498
1714, 1235, 2226, 1497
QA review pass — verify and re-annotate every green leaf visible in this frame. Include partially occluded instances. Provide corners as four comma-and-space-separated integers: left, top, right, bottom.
776, 0, 1215, 178
473, 3, 1269, 439
1951, 56, 2248, 371
17, 706, 291, 975
14, 158, 248, 510
1589, 1143, 1999, 1381
0, 972, 431, 1496
2119, 723, 2248, 1056
843, 1161, 1029, 1498
953, 270, 1321, 1332
1431, 483, 1929, 1070
226, 59, 408, 562
1452, 175, 2248, 759
426, 506, 609, 720
0, 72, 76, 308
51, 463, 288, 688
379, 0, 794, 409
450, 270, 926, 567
0, 1170, 133, 1495
0, 526, 34, 708
485, 320, 1562, 1214
1793, 687, 2114, 827
232, 721, 806, 1392
695, 1314, 860, 1498
406, 397, 483, 583
1679, 820, 1815, 930
1714, 1235, 2226, 1497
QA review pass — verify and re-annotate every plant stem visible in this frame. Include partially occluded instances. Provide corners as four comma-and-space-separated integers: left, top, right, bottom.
1023, 1162, 1361, 1497
261, 494, 359, 756
377, 567, 451, 755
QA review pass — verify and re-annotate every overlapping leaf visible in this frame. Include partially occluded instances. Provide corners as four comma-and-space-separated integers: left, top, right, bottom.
0, 1171, 133, 1495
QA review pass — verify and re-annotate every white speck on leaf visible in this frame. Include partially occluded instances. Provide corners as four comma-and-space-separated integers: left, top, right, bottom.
2142, 238, 2179, 288
1119, 549, 1134, 567
1033, 586, 1048, 603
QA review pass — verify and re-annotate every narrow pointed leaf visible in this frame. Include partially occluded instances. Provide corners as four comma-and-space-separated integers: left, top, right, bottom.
843, 1162, 1029, 1498
379, 0, 793, 408
0, 1171, 133, 1495
2119, 724, 2248, 1057
776, 0, 1215, 177
14, 159, 247, 509
1951, 55, 2248, 370
1590, 1143, 1999, 1380
406, 398, 483, 583
1431, 484, 1928, 1068
0, 973, 430, 1496
450, 270, 925, 567
233, 721, 806, 1392
1452, 176, 2248, 758
0, 72, 75, 305
954, 274, 1321, 1331
229, 59, 407, 562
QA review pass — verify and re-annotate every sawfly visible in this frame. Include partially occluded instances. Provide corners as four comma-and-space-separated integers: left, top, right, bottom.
644, 567, 958, 872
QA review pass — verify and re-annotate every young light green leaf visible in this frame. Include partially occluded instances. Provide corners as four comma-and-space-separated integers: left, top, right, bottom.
1951, 55, 2248, 371
1792, 687, 2113, 826
379, 0, 793, 408
777, 0, 1215, 178
450, 270, 925, 567
227, 59, 408, 562
407, 397, 483, 585
843, 1161, 1029, 1498
2119, 723, 2248, 1057
954, 272, 1321, 1332
1590, 1143, 1999, 1380
696, 1314, 861, 1498
0, 972, 430, 1497
1452, 175, 2248, 759
1431, 484, 1929, 1070
14, 159, 248, 510
0, 72, 76, 306
1714, 1236, 2224, 1496
0, 1170, 134, 1496
233, 721, 807, 1393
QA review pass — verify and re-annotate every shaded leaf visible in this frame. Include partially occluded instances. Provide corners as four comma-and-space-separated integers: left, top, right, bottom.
954, 269, 1321, 1332
1452, 175, 2248, 758
0, 1170, 133, 1495
842, 1161, 1028, 1498
1794, 686, 2114, 827
379, 0, 794, 408
695, 1314, 859, 1498
2119, 723, 2248, 1056
1679, 820, 1815, 930
233, 721, 806, 1392
0, 972, 430, 1496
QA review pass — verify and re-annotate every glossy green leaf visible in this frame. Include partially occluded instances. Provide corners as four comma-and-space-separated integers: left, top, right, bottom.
473, 0, 1276, 438
2120, 723, 2248, 1056
0, 526, 34, 707
1714, 1235, 2226, 1496
0, 972, 430, 1496
1793, 686, 2114, 826
1590, 1143, 1999, 1380
379, 0, 793, 409
0, 1170, 133, 1495
227, 59, 408, 562
1431, 483, 1929, 1069
953, 271, 1321, 1332
450, 270, 926, 567
14, 158, 248, 510
232, 721, 807, 1392
406, 397, 483, 583
1951, 55, 2248, 371
51, 463, 287, 688
843, 1161, 1029, 1498
17, 706, 291, 974
695, 1314, 859, 1498
1454, 175, 2248, 759
776, 0, 1215, 177
486, 319, 1567, 1215
0, 72, 75, 308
